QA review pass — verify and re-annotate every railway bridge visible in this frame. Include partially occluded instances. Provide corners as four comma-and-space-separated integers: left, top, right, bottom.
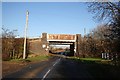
40, 33, 81, 56
29, 33, 81, 56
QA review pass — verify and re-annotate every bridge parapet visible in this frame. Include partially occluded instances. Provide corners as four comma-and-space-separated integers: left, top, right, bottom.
47, 34, 76, 42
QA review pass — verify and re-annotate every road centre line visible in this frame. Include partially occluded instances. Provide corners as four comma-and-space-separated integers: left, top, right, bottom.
53, 58, 60, 67
41, 69, 51, 80
41, 58, 61, 80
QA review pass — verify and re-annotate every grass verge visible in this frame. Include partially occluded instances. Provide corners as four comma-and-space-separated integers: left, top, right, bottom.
26, 55, 49, 62
10, 55, 50, 62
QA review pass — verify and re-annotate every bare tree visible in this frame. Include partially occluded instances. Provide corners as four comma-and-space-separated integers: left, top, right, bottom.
87, 2, 120, 65
88, 2, 120, 23
2, 27, 17, 60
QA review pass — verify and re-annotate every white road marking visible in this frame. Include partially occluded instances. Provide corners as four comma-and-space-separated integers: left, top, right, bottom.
41, 58, 61, 80
53, 58, 60, 67
53, 61, 57, 67
41, 69, 51, 80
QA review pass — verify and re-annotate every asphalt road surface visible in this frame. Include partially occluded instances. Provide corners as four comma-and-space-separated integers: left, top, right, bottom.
3, 56, 94, 80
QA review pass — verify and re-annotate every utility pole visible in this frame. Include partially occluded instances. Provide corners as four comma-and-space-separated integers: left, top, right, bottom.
83, 28, 86, 58
84, 28, 86, 36
23, 10, 29, 59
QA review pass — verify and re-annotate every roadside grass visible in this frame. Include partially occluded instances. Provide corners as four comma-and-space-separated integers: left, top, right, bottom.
10, 55, 50, 62
68, 57, 112, 64
68, 56, 103, 60
68, 57, 120, 79
26, 55, 49, 62
68, 57, 104, 63
80, 58, 103, 61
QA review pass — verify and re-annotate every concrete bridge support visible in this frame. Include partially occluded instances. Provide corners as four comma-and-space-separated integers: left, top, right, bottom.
41, 33, 49, 55
70, 43, 74, 56
75, 34, 81, 57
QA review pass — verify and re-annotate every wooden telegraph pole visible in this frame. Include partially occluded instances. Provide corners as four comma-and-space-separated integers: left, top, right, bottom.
23, 10, 29, 59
